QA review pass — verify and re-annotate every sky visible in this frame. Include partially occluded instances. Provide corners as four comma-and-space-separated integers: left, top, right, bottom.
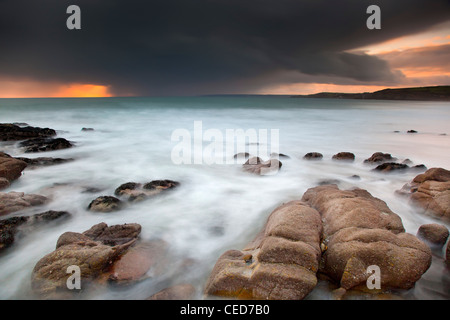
0, 0, 449, 98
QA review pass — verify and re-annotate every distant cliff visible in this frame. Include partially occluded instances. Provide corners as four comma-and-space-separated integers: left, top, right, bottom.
291, 86, 450, 101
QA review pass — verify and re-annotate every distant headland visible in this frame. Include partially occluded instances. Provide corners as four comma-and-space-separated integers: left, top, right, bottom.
291, 85, 450, 101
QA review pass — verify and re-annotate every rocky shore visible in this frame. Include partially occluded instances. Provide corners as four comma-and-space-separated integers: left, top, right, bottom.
0, 123, 449, 300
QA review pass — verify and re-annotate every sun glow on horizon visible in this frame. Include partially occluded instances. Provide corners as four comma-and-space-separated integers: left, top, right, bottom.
0, 80, 114, 98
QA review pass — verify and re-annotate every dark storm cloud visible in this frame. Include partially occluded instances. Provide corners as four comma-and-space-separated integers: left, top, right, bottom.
0, 0, 449, 95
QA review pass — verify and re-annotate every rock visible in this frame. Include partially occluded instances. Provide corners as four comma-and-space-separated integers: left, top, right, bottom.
148, 284, 196, 300
87, 196, 123, 213
270, 152, 290, 159
0, 191, 48, 216
304, 152, 323, 160
81, 222, 141, 246
411, 164, 427, 172
205, 200, 322, 300
15, 157, 73, 167
364, 152, 397, 164
143, 180, 180, 190
81, 128, 94, 131
407, 130, 418, 134
399, 168, 450, 221
0, 152, 27, 188
114, 180, 180, 202
302, 185, 431, 291
373, 162, 409, 173
417, 224, 449, 247
317, 179, 340, 186
242, 157, 282, 175
0, 211, 70, 252
19, 138, 73, 153
332, 287, 347, 300
0, 124, 56, 141
349, 175, 361, 180
107, 240, 168, 284
0, 178, 10, 190
402, 159, 413, 165
332, 152, 355, 162
31, 222, 141, 298
114, 182, 142, 196
233, 152, 250, 159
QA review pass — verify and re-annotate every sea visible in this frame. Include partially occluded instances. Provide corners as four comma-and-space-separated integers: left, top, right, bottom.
0, 96, 449, 300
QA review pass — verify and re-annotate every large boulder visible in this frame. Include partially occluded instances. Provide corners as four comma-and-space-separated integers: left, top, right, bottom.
0, 124, 56, 141
242, 157, 282, 175
19, 137, 73, 153
114, 180, 180, 202
0, 211, 70, 252
0, 191, 48, 216
302, 185, 432, 291
205, 200, 322, 300
398, 168, 450, 221
417, 224, 449, 248
0, 152, 27, 189
31, 223, 141, 298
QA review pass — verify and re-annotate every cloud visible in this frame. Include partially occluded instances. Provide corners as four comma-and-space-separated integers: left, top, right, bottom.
0, 0, 449, 95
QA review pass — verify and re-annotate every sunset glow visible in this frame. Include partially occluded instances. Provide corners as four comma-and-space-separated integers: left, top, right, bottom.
0, 80, 113, 98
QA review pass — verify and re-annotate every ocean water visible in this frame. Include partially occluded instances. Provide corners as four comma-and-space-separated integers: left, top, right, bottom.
0, 96, 449, 300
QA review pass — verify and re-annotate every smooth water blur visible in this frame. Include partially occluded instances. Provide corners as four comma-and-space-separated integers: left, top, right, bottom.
0, 96, 449, 300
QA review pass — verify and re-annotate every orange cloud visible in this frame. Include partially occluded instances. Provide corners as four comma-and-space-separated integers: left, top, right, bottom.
0, 79, 113, 98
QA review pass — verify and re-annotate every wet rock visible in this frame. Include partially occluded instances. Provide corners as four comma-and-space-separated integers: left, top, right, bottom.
15, 157, 73, 167
106, 240, 168, 284
148, 284, 196, 300
399, 168, 450, 221
143, 180, 180, 190
242, 157, 282, 176
233, 152, 250, 159
402, 159, 413, 165
317, 179, 340, 186
411, 164, 427, 172
364, 152, 397, 164
332, 152, 355, 162
373, 162, 409, 173
81, 222, 141, 246
0, 211, 70, 252
417, 224, 449, 248
0, 191, 48, 216
31, 222, 141, 298
81, 128, 94, 131
87, 196, 123, 213
0, 124, 56, 141
205, 200, 322, 300
302, 185, 431, 291
270, 152, 290, 159
304, 152, 323, 160
349, 175, 361, 180
114, 180, 180, 202
407, 130, 418, 134
19, 138, 73, 153
0, 152, 27, 188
